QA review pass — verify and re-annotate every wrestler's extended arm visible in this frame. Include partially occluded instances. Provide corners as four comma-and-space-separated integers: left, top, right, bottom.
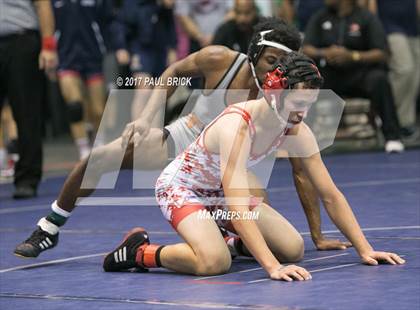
295, 124, 404, 265
218, 114, 311, 281
289, 158, 352, 250
140, 45, 233, 123
121, 46, 235, 146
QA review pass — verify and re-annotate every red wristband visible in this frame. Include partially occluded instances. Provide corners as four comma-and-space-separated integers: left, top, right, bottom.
42, 36, 57, 51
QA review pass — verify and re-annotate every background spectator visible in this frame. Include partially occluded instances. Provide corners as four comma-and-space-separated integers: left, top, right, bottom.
0, 0, 58, 198
367, 0, 420, 140
113, 0, 177, 78
176, 0, 233, 53
276, 0, 324, 32
52, 0, 112, 160
303, 0, 404, 153
213, 0, 260, 53
112, 0, 177, 119
276, 0, 367, 32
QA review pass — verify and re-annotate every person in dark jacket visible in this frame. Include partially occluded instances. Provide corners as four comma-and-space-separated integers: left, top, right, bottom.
303, 0, 404, 153
213, 0, 260, 53
112, 0, 178, 119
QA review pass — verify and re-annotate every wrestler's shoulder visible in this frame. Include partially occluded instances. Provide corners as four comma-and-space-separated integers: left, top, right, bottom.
196, 45, 239, 70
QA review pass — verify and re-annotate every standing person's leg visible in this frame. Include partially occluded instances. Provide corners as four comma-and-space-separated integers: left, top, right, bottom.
0, 43, 15, 175
323, 66, 403, 150
0, 40, 6, 170
387, 33, 419, 131
0, 104, 19, 177
361, 69, 402, 143
84, 59, 106, 132
6, 32, 44, 198
129, 49, 153, 120
2, 104, 18, 143
407, 36, 420, 129
58, 73, 90, 159
0, 99, 5, 170
86, 75, 106, 145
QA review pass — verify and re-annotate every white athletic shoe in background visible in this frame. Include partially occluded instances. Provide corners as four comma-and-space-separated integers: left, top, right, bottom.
0, 152, 18, 178
76, 137, 91, 160
79, 146, 91, 160
385, 140, 405, 153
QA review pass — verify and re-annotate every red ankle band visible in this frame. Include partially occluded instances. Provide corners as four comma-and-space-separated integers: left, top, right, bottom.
135, 243, 149, 267
141, 244, 162, 268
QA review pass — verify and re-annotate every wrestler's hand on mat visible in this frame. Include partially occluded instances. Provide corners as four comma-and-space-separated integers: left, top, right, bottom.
121, 118, 150, 149
360, 251, 405, 265
315, 237, 352, 251
269, 265, 312, 282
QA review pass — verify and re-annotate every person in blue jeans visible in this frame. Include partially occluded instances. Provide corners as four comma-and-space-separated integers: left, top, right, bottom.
367, 0, 420, 139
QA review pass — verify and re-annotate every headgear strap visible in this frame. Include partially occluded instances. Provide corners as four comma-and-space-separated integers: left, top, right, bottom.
249, 29, 294, 90
257, 30, 293, 53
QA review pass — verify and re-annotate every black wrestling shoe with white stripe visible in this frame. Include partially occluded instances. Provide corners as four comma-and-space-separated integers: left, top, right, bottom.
103, 227, 150, 272
14, 227, 59, 258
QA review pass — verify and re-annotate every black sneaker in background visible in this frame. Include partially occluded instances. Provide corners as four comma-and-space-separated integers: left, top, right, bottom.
13, 185, 37, 199
6, 139, 18, 155
401, 126, 420, 142
14, 227, 59, 258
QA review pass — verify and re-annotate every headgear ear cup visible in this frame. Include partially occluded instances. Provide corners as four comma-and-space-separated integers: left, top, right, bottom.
263, 68, 288, 91
261, 52, 323, 125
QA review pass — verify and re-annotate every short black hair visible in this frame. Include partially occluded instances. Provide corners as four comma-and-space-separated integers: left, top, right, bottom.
274, 52, 324, 89
252, 17, 301, 51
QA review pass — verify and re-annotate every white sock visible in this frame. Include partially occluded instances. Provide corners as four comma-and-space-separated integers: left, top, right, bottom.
93, 132, 105, 148
76, 137, 89, 148
51, 200, 71, 218
37, 217, 59, 235
76, 137, 91, 159
0, 148, 6, 168
85, 122, 94, 133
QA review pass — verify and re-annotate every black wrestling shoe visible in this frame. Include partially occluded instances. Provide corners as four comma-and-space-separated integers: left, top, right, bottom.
14, 227, 59, 258
13, 185, 37, 199
103, 227, 150, 272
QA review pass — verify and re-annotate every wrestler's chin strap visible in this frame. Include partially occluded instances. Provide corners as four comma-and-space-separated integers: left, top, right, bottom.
268, 93, 291, 130
249, 61, 263, 92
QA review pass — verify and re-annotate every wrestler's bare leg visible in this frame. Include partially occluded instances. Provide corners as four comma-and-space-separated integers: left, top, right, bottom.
159, 212, 231, 275
57, 128, 169, 211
